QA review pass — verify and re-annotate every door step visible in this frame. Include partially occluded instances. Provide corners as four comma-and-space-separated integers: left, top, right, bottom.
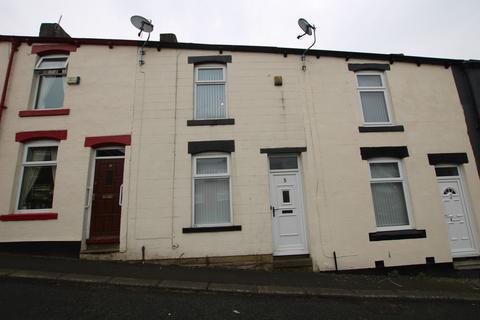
453, 257, 480, 270
273, 254, 313, 271
81, 243, 119, 254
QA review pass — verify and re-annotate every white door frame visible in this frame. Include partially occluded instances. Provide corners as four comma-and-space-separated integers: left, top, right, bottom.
436, 164, 479, 258
268, 155, 309, 256
84, 147, 125, 241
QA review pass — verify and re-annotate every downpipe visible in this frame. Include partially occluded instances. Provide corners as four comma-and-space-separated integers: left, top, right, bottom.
0, 40, 20, 125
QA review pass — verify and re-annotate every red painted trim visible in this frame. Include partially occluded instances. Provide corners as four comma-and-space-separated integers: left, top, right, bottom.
0, 213, 58, 221
31, 44, 78, 55
19, 108, 70, 117
16, 130, 68, 142
0, 41, 20, 123
84, 134, 131, 148
86, 237, 120, 244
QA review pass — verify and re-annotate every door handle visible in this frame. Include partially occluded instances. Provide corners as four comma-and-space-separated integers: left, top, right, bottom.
270, 206, 276, 217
119, 184, 124, 206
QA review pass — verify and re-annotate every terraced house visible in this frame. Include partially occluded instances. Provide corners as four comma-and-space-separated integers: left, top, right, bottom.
0, 23, 479, 271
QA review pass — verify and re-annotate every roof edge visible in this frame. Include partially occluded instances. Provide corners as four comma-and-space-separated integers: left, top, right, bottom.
0, 34, 470, 66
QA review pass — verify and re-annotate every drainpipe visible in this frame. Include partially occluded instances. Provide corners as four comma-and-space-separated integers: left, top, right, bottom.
0, 40, 20, 125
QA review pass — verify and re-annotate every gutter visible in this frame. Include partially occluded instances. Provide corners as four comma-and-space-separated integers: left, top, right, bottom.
0, 40, 20, 124
0, 34, 470, 67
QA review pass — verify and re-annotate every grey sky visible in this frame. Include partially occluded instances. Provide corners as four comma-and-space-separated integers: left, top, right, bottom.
1, 0, 479, 60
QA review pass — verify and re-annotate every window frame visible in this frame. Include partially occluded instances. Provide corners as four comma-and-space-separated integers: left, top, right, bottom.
15, 140, 59, 213
192, 153, 233, 227
33, 55, 69, 110
194, 64, 228, 120
356, 71, 394, 126
368, 158, 414, 231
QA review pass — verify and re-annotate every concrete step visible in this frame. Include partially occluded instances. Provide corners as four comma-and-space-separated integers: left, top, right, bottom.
273, 255, 313, 271
453, 258, 480, 270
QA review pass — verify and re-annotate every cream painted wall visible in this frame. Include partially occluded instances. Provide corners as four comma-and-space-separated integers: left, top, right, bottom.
0, 41, 479, 271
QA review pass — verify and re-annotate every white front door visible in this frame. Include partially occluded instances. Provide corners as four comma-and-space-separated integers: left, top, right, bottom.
436, 166, 478, 257
269, 156, 308, 256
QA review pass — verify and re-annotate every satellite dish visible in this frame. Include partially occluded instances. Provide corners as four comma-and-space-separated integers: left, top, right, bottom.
298, 18, 313, 37
130, 15, 154, 37
296, 18, 317, 71
297, 18, 315, 39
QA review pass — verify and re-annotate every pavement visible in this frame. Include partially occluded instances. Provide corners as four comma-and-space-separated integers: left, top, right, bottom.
1, 253, 480, 302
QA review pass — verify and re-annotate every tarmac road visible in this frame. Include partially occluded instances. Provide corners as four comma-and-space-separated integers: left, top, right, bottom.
1, 277, 479, 320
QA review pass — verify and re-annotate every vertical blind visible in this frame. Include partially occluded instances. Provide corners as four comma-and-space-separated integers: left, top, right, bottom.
370, 162, 409, 227
360, 91, 389, 123
371, 182, 409, 227
196, 84, 226, 119
194, 178, 230, 225
196, 68, 226, 120
194, 157, 230, 225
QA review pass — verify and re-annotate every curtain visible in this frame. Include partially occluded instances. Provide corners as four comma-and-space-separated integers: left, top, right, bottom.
18, 167, 42, 209
360, 91, 389, 123
196, 84, 226, 119
371, 182, 409, 227
194, 178, 230, 225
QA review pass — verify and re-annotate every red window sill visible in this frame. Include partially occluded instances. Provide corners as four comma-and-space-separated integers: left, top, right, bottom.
0, 213, 58, 221
19, 109, 70, 117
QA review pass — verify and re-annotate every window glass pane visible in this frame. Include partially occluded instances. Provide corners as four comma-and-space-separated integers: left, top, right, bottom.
196, 158, 228, 175
36, 75, 65, 109
360, 91, 389, 123
96, 149, 125, 157
282, 190, 291, 203
435, 167, 459, 177
194, 178, 230, 225
269, 157, 298, 170
370, 162, 400, 178
196, 84, 226, 119
198, 68, 224, 81
27, 146, 57, 162
357, 75, 382, 87
18, 165, 56, 210
37, 57, 68, 70
371, 182, 409, 227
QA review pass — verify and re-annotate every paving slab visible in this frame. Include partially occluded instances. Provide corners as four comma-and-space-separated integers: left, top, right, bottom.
59, 273, 111, 283
258, 285, 306, 295
109, 277, 159, 288
10, 270, 62, 280
158, 280, 208, 291
208, 282, 257, 294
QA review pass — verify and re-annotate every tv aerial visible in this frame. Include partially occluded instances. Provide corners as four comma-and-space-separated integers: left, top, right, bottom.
130, 15, 154, 65
296, 18, 316, 71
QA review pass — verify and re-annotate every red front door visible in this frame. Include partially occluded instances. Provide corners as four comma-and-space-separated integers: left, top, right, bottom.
89, 158, 124, 241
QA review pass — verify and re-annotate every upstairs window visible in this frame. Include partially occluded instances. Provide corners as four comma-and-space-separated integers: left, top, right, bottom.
368, 159, 412, 230
195, 65, 227, 120
356, 72, 392, 125
34, 55, 68, 109
17, 141, 58, 211
193, 154, 232, 226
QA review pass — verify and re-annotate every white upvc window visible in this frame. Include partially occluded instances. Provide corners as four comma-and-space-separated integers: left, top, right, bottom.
368, 158, 413, 231
192, 154, 232, 226
16, 141, 59, 212
33, 55, 68, 109
356, 72, 393, 125
194, 65, 227, 120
